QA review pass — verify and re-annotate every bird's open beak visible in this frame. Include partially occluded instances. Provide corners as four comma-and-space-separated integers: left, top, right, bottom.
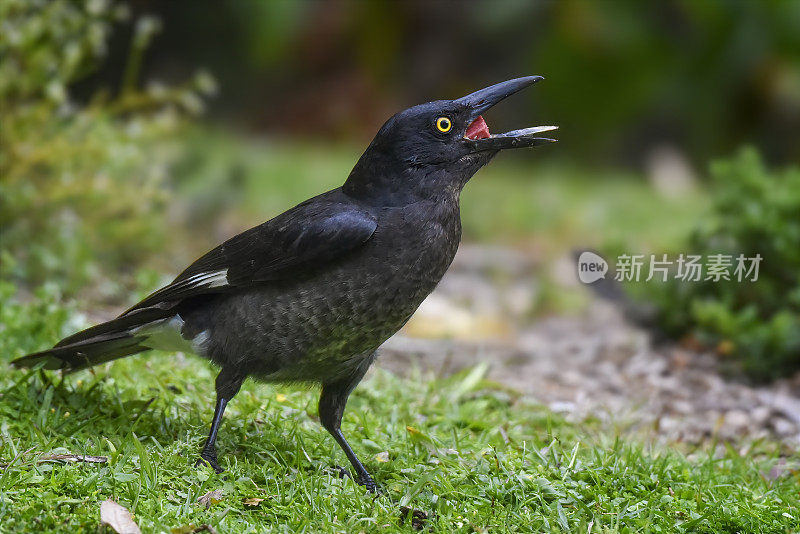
456, 76, 557, 151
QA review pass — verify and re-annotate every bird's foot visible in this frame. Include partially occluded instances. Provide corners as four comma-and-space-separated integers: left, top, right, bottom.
328, 465, 379, 493
330, 464, 351, 479
195, 452, 224, 474
357, 473, 379, 494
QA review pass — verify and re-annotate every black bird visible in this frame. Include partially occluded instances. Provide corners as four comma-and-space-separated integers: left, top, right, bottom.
12, 76, 556, 491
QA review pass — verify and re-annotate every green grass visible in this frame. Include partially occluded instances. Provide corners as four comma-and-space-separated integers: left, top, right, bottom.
1, 288, 799, 533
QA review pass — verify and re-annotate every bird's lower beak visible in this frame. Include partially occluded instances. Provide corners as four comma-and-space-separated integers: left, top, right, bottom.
455, 76, 557, 152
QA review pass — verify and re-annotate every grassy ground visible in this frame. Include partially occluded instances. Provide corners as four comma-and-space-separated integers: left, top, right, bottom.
1, 290, 799, 533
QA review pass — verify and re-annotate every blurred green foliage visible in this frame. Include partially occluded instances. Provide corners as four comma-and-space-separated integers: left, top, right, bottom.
0, 281, 78, 360
137, 1, 800, 166
534, 0, 800, 164
646, 149, 800, 379
0, 0, 213, 295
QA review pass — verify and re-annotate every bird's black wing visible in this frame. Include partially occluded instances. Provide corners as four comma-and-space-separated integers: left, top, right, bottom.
122, 192, 376, 316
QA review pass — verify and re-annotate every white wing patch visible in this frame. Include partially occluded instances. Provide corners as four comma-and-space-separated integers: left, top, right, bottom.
133, 315, 209, 355
182, 269, 229, 289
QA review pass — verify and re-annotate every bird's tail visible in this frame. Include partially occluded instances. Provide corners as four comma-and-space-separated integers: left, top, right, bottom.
11, 307, 173, 373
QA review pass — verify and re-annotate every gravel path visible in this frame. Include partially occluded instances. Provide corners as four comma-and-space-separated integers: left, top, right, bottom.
378, 244, 800, 449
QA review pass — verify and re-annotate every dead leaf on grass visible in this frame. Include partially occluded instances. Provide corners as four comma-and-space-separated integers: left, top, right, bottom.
243, 497, 265, 506
100, 499, 141, 534
196, 489, 223, 510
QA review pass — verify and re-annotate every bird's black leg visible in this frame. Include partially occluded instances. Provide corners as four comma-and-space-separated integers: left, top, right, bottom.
196, 368, 245, 473
319, 356, 377, 492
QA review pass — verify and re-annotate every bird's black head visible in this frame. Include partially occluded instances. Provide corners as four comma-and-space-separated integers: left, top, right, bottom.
344, 76, 557, 206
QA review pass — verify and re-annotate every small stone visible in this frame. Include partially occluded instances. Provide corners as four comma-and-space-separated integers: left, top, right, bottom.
751, 406, 771, 424
548, 401, 575, 413
724, 410, 750, 430
771, 417, 795, 436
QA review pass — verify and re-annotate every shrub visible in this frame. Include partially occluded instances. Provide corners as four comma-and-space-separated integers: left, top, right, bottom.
0, 0, 215, 296
648, 149, 800, 380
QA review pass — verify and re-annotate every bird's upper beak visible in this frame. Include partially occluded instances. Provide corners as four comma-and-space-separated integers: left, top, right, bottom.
455, 76, 557, 152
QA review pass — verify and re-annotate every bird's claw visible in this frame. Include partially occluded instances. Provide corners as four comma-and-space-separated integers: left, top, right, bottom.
358, 474, 380, 494
195, 453, 224, 473
328, 465, 379, 493
330, 464, 351, 479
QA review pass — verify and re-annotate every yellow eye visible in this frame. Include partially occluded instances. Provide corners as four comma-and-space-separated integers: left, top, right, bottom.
435, 116, 452, 133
